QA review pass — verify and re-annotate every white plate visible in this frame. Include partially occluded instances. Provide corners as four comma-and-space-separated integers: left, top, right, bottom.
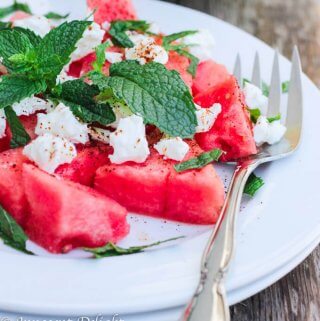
1, 0, 320, 317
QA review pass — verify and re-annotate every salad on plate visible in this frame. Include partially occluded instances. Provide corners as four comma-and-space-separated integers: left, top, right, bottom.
0, 0, 287, 256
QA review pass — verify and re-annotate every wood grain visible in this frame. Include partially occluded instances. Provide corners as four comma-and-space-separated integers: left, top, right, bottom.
162, 0, 320, 320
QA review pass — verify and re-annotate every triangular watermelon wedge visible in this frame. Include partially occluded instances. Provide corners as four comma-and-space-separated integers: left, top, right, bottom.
194, 76, 257, 161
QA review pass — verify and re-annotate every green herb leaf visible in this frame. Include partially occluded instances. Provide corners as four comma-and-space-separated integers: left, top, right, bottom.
248, 108, 261, 123
109, 20, 150, 48
4, 106, 31, 148
93, 40, 111, 72
267, 113, 281, 123
174, 148, 223, 172
282, 80, 290, 93
0, 1, 32, 19
0, 75, 46, 109
162, 30, 198, 50
56, 79, 115, 125
0, 205, 33, 254
0, 21, 12, 30
244, 173, 264, 197
45, 12, 70, 20
13, 27, 42, 47
176, 49, 199, 77
35, 20, 91, 80
91, 61, 197, 138
84, 236, 184, 258
262, 81, 270, 97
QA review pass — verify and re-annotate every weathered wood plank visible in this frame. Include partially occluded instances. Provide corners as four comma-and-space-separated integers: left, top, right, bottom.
162, 0, 320, 320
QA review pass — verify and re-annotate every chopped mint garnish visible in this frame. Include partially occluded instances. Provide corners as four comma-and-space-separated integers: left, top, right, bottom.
262, 81, 270, 97
282, 80, 290, 93
93, 40, 111, 72
267, 113, 281, 123
176, 49, 199, 77
174, 148, 223, 172
0, 21, 12, 30
55, 79, 115, 125
0, 1, 31, 19
248, 108, 261, 124
4, 106, 31, 148
244, 173, 264, 197
0, 205, 33, 254
45, 12, 70, 20
90, 61, 197, 138
242, 79, 290, 97
162, 30, 198, 51
109, 20, 150, 48
84, 236, 184, 258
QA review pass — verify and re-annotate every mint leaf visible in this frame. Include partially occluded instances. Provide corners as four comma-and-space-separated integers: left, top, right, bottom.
282, 81, 290, 93
176, 49, 199, 77
56, 79, 115, 125
4, 106, 31, 148
45, 12, 70, 20
262, 81, 270, 97
0, 1, 31, 19
109, 20, 150, 48
0, 21, 12, 30
0, 75, 46, 109
162, 30, 198, 50
0, 29, 34, 72
244, 173, 264, 197
35, 21, 91, 80
267, 113, 281, 123
174, 148, 223, 172
93, 40, 111, 72
0, 205, 33, 254
91, 61, 197, 138
84, 236, 184, 258
13, 27, 42, 47
248, 108, 261, 123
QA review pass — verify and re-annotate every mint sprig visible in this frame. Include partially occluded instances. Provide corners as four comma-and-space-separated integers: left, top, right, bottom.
93, 40, 111, 72
4, 106, 31, 148
109, 20, 150, 48
0, 205, 33, 255
244, 173, 264, 197
176, 49, 199, 77
84, 236, 184, 258
174, 148, 223, 172
91, 61, 197, 138
162, 30, 198, 50
0, 1, 31, 19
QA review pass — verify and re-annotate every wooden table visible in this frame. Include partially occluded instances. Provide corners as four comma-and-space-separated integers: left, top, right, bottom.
162, 0, 320, 320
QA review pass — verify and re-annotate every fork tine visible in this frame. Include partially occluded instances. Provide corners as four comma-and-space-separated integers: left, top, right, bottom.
251, 52, 261, 88
233, 53, 242, 88
286, 46, 303, 128
267, 50, 281, 117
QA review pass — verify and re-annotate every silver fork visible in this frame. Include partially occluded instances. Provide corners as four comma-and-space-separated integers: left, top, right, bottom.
180, 47, 303, 321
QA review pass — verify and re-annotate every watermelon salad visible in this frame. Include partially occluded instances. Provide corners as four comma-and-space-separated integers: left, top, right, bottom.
0, 0, 287, 256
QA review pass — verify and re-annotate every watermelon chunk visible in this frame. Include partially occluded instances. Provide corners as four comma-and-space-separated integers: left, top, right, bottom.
55, 144, 112, 186
195, 76, 257, 161
166, 51, 193, 89
192, 60, 230, 96
87, 0, 137, 24
0, 148, 30, 226
94, 142, 224, 224
23, 164, 129, 253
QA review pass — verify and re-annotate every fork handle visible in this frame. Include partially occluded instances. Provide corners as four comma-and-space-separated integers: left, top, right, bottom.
180, 161, 258, 321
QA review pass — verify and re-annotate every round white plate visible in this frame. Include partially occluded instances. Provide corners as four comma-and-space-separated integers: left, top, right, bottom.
0, 0, 319, 317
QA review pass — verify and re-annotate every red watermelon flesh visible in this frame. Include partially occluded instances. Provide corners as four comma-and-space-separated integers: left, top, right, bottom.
195, 76, 257, 161
23, 164, 129, 253
166, 51, 193, 89
87, 0, 137, 24
192, 60, 230, 96
94, 142, 224, 224
0, 114, 37, 153
55, 144, 112, 186
0, 148, 30, 226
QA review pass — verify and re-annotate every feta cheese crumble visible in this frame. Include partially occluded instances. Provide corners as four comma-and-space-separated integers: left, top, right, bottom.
70, 22, 105, 63
89, 127, 111, 144
181, 29, 215, 61
195, 103, 222, 133
13, 15, 52, 37
109, 115, 150, 164
243, 82, 268, 115
154, 137, 189, 161
0, 109, 6, 139
254, 116, 287, 146
105, 52, 123, 64
35, 103, 89, 144
12, 96, 53, 116
148, 22, 161, 35
23, 133, 77, 174
1, 0, 51, 16
125, 35, 168, 65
